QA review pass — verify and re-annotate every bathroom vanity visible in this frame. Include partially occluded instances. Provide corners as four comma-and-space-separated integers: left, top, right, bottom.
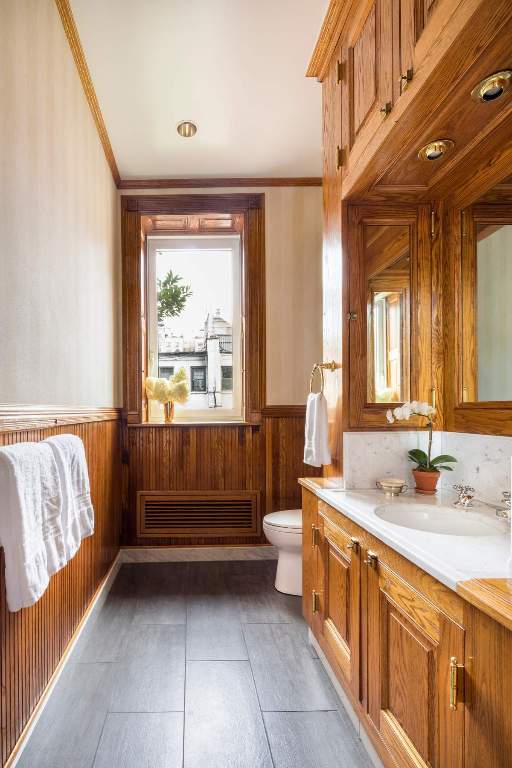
301, 479, 512, 768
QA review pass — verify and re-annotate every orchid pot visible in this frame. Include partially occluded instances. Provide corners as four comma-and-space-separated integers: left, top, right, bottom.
386, 401, 457, 495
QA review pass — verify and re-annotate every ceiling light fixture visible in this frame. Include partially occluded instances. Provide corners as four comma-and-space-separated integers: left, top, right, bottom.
417, 139, 454, 161
471, 71, 512, 102
177, 120, 198, 138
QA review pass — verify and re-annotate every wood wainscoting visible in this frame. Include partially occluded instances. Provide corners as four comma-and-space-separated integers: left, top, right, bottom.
123, 407, 321, 547
0, 412, 121, 766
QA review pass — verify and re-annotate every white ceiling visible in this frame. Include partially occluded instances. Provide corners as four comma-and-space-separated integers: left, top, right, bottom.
70, 0, 329, 180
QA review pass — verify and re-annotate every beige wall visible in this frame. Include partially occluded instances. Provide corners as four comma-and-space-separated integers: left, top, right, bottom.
121, 186, 323, 405
0, 0, 121, 407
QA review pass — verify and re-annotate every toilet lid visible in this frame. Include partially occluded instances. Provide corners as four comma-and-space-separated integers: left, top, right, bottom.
263, 509, 302, 531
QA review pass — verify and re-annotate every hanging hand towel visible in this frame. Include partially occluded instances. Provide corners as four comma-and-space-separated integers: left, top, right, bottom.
304, 392, 331, 467
45, 435, 94, 561
0, 442, 66, 612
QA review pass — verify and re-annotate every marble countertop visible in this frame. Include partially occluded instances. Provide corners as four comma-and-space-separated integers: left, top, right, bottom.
299, 479, 512, 592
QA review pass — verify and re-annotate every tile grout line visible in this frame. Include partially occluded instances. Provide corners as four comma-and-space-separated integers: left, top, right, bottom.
241, 622, 276, 768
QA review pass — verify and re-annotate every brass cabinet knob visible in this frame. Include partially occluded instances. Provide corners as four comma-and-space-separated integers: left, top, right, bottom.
364, 551, 378, 568
347, 537, 360, 552
380, 102, 392, 116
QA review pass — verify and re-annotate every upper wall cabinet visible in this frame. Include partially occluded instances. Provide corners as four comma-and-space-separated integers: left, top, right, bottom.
348, 204, 432, 428
312, 0, 512, 204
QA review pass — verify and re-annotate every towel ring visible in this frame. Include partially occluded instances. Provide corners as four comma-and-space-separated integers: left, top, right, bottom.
309, 360, 340, 394
309, 364, 325, 394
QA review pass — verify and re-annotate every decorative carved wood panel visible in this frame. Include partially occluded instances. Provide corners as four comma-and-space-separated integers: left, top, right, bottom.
0, 416, 121, 767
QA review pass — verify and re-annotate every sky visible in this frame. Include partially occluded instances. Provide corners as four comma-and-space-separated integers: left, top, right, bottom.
156, 245, 235, 338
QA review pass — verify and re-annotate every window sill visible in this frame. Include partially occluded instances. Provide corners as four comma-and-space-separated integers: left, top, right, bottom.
127, 420, 260, 428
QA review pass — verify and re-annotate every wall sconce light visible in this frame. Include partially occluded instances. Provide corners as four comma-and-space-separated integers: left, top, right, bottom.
177, 121, 198, 138
417, 139, 454, 161
471, 71, 512, 103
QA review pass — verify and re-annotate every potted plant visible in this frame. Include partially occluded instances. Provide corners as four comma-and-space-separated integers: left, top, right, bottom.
386, 401, 457, 494
145, 368, 190, 423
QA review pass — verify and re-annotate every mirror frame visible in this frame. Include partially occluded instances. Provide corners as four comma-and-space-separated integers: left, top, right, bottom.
348, 204, 433, 429
446, 204, 512, 436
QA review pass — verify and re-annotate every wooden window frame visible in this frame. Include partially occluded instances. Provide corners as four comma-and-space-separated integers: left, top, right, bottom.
122, 194, 266, 425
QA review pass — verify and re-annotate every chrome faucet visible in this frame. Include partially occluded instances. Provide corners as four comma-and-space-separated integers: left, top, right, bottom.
453, 484, 475, 508
495, 491, 511, 521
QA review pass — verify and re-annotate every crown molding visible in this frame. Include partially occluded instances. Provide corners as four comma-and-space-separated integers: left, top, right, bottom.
54, 0, 120, 185
118, 177, 322, 190
306, 0, 353, 81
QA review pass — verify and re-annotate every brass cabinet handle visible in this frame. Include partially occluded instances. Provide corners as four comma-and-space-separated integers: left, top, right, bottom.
380, 102, 392, 116
347, 537, 360, 553
449, 656, 464, 710
399, 68, 414, 90
364, 551, 378, 568
312, 589, 319, 614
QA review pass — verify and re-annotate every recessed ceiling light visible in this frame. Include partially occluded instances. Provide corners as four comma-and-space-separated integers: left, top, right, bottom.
417, 139, 454, 161
471, 71, 512, 102
177, 121, 198, 138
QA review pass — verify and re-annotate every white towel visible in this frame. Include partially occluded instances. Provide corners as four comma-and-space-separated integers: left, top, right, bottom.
0, 442, 67, 612
45, 435, 94, 560
304, 392, 331, 467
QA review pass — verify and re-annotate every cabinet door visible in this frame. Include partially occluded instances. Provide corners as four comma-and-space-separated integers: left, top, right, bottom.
317, 515, 361, 696
348, 1, 381, 148
366, 554, 465, 768
302, 489, 318, 629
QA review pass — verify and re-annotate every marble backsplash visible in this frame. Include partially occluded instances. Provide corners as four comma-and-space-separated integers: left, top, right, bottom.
343, 431, 512, 503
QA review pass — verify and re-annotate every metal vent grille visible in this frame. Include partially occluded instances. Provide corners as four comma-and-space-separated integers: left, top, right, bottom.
137, 491, 259, 538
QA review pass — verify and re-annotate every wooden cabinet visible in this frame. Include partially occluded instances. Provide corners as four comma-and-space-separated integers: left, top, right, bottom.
366, 551, 465, 768
317, 510, 361, 696
302, 490, 468, 768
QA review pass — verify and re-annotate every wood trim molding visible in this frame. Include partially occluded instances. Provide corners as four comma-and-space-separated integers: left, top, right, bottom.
54, 0, 120, 186
119, 177, 322, 190
262, 405, 307, 418
122, 193, 266, 425
306, 0, 352, 81
0, 405, 121, 433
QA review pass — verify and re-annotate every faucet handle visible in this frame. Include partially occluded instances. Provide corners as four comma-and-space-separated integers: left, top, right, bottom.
501, 491, 511, 508
453, 484, 475, 494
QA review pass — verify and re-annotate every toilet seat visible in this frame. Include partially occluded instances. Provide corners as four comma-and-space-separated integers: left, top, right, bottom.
263, 509, 302, 532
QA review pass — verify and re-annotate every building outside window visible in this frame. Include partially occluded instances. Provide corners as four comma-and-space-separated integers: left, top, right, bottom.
191, 366, 207, 392
146, 236, 243, 421
158, 365, 174, 379
221, 366, 233, 391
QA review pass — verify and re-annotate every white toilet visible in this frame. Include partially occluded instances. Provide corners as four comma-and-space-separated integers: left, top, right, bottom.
263, 509, 302, 596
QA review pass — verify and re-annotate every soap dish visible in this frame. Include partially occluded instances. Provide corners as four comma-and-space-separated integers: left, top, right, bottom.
376, 478, 408, 497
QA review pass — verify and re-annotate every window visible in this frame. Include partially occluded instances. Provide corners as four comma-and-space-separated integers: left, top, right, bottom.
147, 236, 243, 421
158, 366, 174, 379
191, 366, 207, 392
221, 366, 233, 392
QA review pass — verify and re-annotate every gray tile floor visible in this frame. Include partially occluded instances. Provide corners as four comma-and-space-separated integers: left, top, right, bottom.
18, 561, 373, 768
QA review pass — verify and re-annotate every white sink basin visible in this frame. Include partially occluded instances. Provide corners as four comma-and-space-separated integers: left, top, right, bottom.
375, 503, 506, 536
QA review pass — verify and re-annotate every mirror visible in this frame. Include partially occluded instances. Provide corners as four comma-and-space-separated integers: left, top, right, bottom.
364, 224, 411, 403
462, 216, 512, 401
